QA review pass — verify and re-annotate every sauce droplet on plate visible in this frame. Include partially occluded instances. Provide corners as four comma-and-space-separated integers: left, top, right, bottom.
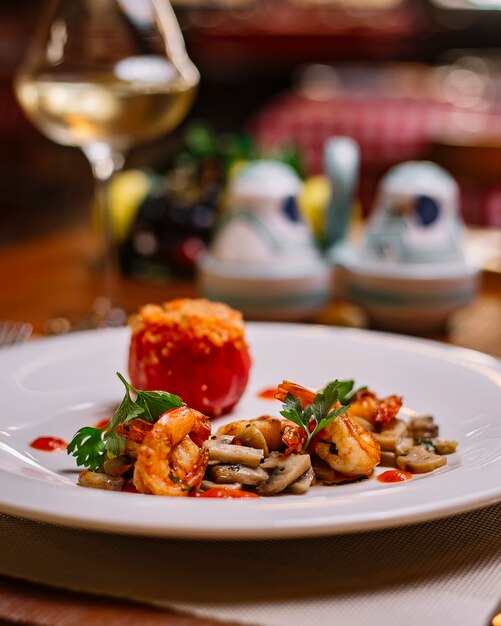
195, 487, 260, 499
30, 436, 67, 452
257, 387, 278, 400
377, 469, 413, 483
95, 418, 110, 429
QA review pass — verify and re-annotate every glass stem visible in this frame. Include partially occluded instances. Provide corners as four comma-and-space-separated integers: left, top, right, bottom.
83, 143, 125, 323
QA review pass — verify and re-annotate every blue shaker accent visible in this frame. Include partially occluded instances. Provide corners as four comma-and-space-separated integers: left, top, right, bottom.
282, 195, 301, 222
415, 195, 440, 226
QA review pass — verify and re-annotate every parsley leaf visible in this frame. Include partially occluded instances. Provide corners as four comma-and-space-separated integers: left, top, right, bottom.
103, 386, 143, 458
116, 373, 184, 422
279, 379, 359, 452
279, 394, 305, 430
67, 372, 185, 470
66, 426, 106, 471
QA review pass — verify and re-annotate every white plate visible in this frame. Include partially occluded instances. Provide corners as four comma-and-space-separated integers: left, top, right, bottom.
0, 323, 500, 539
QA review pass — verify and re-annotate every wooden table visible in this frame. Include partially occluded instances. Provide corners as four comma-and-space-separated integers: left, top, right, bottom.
5, 224, 501, 356
7, 226, 197, 334
0, 225, 500, 626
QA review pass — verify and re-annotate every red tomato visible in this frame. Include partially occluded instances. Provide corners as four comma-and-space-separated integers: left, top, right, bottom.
128, 301, 251, 417
196, 487, 260, 499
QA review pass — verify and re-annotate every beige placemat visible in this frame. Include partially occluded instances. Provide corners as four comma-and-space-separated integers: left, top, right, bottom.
1, 504, 500, 626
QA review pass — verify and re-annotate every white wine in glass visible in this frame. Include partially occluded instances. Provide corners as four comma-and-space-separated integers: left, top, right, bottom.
15, 0, 199, 324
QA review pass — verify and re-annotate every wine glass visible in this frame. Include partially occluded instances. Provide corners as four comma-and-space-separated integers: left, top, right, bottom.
15, 0, 199, 325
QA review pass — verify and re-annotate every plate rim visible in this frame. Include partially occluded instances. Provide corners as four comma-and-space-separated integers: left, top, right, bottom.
0, 323, 500, 539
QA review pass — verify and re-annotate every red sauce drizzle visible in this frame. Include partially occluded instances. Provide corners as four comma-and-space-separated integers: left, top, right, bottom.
195, 487, 260, 499
122, 482, 140, 494
30, 436, 67, 452
378, 469, 413, 483
258, 387, 278, 400
95, 418, 110, 429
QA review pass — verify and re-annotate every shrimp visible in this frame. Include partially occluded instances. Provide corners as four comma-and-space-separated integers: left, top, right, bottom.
115, 418, 153, 458
275, 381, 402, 427
133, 406, 211, 496
116, 418, 152, 443
348, 389, 402, 426
275, 381, 381, 479
313, 413, 381, 479
274, 380, 316, 407
217, 415, 306, 455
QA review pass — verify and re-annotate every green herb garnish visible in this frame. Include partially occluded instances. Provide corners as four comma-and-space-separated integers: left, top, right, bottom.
168, 471, 194, 493
67, 373, 184, 470
279, 380, 363, 452
414, 437, 438, 453
66, 426, 106, 471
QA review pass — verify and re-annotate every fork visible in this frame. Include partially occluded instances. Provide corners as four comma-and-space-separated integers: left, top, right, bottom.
0, 321, 33, 347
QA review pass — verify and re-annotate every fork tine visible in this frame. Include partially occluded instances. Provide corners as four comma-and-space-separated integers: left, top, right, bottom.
17, 323, 33, 344
0, 324, 12, 345
0, 321, 33, 347
4, 325, 18, 346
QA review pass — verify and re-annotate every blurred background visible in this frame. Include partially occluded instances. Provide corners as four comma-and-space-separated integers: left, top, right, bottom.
2, 0, 501, 278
